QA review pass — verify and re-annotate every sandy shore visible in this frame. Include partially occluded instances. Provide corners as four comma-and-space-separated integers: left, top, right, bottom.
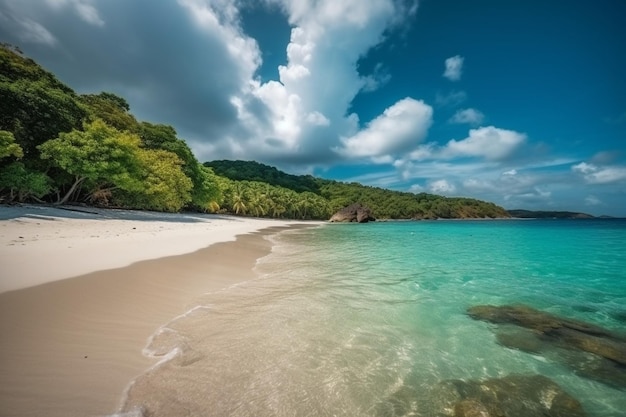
0, 205, 317, 417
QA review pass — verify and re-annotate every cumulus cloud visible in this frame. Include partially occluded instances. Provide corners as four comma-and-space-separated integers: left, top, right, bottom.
449, 108, 485, 125
0, 0, 421, 165
442, 126, 526, 160
335, 98, 433, 160
428, 179, 456, 194
572, 162, 626, 184
443, 55, 464, 81
243, 0, 420, 163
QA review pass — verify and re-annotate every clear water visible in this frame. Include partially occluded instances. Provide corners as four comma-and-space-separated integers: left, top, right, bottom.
121, 220, 626, 416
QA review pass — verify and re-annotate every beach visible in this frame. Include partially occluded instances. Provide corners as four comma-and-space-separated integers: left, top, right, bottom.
0, 205, 313, 417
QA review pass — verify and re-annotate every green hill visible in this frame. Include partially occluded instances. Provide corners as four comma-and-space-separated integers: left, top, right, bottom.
507, 209, 595, 219
205, 160, 510, 220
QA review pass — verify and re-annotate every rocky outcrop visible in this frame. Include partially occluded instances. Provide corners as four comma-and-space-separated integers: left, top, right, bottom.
429, 374, 586, 417
329, 203, 375, 223
375, 374, 585, 417
467, 304, 626, 389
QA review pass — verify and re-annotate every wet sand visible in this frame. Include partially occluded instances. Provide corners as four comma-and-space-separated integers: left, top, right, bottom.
0, 206, 313, 417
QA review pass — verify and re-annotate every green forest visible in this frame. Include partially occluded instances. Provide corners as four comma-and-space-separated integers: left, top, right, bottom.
0, 44, 510, 220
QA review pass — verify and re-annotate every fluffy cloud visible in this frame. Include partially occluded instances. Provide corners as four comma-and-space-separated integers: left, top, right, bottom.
449, 108, 485, 125
0, 0, 420, 165
572, 162, 626, 184
428, 179, 456, 194
443, 55, 464, 81
243, 0, 420, 163
335, 98, 433, 160
442, 126, 526, 160
404, 126, 526, 162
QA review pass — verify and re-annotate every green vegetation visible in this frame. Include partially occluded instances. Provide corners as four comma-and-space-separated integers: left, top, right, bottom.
206, 160, 510, 220
507, 209, 595, 219
0, 44, 510, 219
0, 44, 217, 212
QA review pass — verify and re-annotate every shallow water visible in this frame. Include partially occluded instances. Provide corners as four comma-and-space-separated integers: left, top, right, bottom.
121, 220, 626, 416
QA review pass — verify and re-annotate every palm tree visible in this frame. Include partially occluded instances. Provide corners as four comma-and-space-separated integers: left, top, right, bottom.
231, 183, 247, 215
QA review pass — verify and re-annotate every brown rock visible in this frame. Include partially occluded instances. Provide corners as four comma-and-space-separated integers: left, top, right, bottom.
430, 374, 586, 417
467, 304, 626, 389
329, 203, 375, 223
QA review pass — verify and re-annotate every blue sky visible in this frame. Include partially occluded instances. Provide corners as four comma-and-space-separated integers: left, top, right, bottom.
1, 0, 625, 215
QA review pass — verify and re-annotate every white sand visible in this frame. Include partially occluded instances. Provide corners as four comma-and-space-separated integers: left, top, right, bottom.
0, 204, 301, 293
0, 204, 319, 417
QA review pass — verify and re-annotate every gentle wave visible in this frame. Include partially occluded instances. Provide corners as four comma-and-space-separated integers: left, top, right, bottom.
118, 220, 626, 416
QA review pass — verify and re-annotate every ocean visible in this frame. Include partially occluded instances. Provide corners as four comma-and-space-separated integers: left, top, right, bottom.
121, 219, 626, 416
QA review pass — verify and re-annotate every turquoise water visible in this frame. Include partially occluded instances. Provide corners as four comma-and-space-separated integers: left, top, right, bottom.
122, 220, 626, 416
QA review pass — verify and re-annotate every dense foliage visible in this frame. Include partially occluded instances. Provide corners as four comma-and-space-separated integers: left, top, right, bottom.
1, 44, 510, 219
0, 44, 219, 212
205, 160, 510, 220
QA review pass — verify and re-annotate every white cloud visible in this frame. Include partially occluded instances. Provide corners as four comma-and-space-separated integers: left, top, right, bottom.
585, 195, 602, 206
230, 0, 420, 162
443, 55, 464, 81
0, 1, 57, 46
409, 183, 424, 193
44, 0, 104, 26
506, 187, 552, 202
335, 98, 433, 160
442, 126, 526, 160
428, 179, 456, 194
306, 111, 330, 126
572, 162, 626, 184
449, 108, 485, 125
361, 63, 391, 92
0, 0, 420, 165
435, 90, 467, 107
18, 18, 57, 45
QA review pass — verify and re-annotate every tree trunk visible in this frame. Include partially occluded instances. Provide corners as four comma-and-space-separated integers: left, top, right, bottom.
56, 176, 85, 205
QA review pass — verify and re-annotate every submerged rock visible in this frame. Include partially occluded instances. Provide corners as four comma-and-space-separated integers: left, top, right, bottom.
467, 304, 626, 389
429, 374, 586, 417
374, 374, 585, 417
329, 203, 375, 223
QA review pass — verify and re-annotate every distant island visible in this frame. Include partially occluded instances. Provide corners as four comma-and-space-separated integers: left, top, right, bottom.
506, 210, 607, 219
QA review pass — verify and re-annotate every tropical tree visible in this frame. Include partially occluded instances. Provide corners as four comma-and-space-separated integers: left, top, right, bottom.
114, 148, 193, 212
38, 119, 142, 204
230, 183, 247, 215
1, 45, 88, 158
0, 161, 50, 203
81, 92, 138, 132
0, 130, 22, 159
139, 122, 220, 210
0, 130, 50, 202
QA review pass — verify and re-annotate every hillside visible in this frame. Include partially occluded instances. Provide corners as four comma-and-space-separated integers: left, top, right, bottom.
507, 210, 595, 219
205, 160, 511, 220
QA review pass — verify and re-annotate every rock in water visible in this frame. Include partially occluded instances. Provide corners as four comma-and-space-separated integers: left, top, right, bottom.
429, 374, 586, 417
329, 203, 375, 223
467, 304, 626, 389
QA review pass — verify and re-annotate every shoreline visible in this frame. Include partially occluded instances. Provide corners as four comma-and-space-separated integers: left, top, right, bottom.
0, 205, 319, 417
0, 204, 312, 294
